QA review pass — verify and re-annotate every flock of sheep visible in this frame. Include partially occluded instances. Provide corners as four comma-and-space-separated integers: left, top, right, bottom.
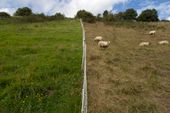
139, 30, 169, 47
94, 30, 169, 48
94, 36, 110, 48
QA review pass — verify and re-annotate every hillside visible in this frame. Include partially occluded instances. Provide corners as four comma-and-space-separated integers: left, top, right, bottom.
0, 20, 82, 113
85, 22, 170, 113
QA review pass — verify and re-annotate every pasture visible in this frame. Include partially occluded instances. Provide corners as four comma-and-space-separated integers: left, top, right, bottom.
0, 20, 82, 113
85, 22, 170, 113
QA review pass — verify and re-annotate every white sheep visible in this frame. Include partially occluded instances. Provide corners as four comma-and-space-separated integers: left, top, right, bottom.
98, 41, 110, 48
139, 42, 150, 47
149, 30, 156, 35
94, 36, 103, 41
158, 40, 169, 45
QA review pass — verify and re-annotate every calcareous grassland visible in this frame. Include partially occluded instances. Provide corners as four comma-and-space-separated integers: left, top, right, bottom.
85, 22, 170, 113
0, 19, 82, 113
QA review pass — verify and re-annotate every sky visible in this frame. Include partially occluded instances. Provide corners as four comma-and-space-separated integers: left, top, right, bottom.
0, 0, 170, 20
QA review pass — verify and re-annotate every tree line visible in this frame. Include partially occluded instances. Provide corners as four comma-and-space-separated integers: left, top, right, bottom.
76, 8, 160, 23
0, 7, 65, 23
0, 7, 168, 23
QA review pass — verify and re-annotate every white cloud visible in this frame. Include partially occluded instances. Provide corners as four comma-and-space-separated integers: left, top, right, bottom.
59, 0, 129, 17
0, 8, 16, 15
167, 16, 170, 20
1, 0, 170, 19
0, 0, 129, 17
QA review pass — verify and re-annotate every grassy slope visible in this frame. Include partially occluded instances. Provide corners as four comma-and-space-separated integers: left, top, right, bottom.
0, 20, 82, 113
85, 22, 170, 113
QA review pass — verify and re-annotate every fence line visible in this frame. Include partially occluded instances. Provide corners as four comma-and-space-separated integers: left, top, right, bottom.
80, 19, 88, 113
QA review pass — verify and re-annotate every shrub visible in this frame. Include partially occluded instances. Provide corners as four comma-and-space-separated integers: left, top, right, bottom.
0, 12, 10, 18
113, 12, 124, 21
76, 10, 95, 23
138, 9, 159, 22
10, 16, 46, 23
54, 13, 65, 20
161, 19, 169, 22
103, 10, 109, 18
96, 14, 102, 21
103, 10, 115, 22
105, 14, 115, 22
22, 16, 46, 23
33, 13, 46, 18
14, 7, 32, 16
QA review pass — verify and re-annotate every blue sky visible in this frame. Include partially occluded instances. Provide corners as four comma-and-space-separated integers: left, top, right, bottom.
114, 0, 170, 20
0, 0, 170, 20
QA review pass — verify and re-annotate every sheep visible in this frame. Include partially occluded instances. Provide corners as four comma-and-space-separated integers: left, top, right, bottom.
94, 36, 103, 41
98, 41, 110, 48
158, 40, 169, 45
149, 30, 156, 35
139, 42, 150, 47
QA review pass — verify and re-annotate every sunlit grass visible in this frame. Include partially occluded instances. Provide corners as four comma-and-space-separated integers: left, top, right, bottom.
0, 19, 82, 113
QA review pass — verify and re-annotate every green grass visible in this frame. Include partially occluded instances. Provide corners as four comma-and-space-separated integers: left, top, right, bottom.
0, 19, 82, 113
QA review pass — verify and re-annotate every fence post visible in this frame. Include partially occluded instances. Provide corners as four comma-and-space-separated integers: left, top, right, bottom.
80, 19, 87, 113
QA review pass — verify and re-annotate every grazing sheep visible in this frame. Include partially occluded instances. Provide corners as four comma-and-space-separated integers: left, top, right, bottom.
139, 42, 150, 47
158, 40, 169, 45
94, 36, 103, 41
98, 41, 110, 48
149, 30, 156, 35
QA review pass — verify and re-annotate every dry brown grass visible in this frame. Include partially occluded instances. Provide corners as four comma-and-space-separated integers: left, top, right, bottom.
85, 22, 170, 113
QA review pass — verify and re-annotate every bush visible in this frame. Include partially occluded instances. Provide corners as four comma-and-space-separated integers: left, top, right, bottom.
103, 10, 109, 18
22, 16, 46, 23
14, 7, 32, 16
32, 13, 46, 18
76, 10, 95, 23
0, 12, 10, 18
54, 13, 65, 20
161, 20, 169, 22
138, 9, 159, 22
8, 16, 47, 23
96, 14, 102, 21
105, 14, 115, 22
113, 12, 124, 21
103, 10, 115, 22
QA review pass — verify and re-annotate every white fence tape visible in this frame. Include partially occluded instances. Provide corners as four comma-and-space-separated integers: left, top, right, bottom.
80, 19, 87, 113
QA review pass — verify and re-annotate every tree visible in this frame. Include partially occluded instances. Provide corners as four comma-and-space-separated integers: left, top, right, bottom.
123, 8, 137, 20
114, 12, 124, 21
14, 7, 32, 16
103, 10, 114, 22
138, 9, 159, 22
0, 12, 10, 18
55, 13, 65, 20
106, 13, 114, 22
103, 10, 109, 18
96, 14, 102, 21
76, 10, 95, 23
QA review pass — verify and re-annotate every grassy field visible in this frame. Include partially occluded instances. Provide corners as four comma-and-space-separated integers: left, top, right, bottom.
0, 19, 82, 113
85, 22, 170, 113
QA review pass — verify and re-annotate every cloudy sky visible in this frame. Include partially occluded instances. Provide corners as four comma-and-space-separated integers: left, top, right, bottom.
0, 0, 170, 20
